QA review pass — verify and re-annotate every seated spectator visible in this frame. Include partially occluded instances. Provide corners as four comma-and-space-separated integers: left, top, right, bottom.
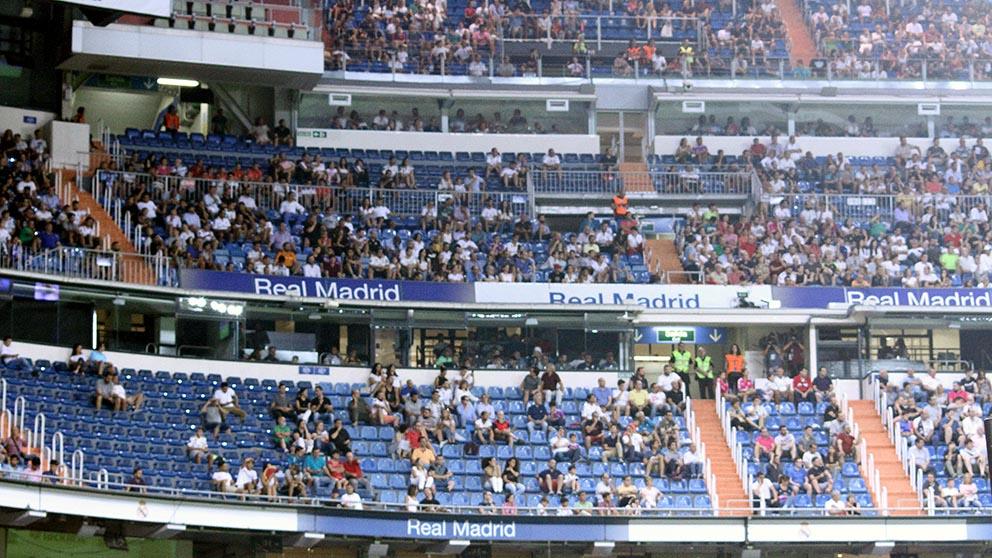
212, 382, 247, 422
200, 398, 230, 440
186, 427, 209, 465
541, 148, 562, 181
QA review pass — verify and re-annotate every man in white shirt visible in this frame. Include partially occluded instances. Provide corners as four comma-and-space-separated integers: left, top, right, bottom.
682, 442, 704, 477
500, 162, 519, 189
908, 438, 934, 474
235, 458, 260, 495
340, 483, 363, 509
186, 427, 209, 464
774, 425, 798, 463
824, 490, 846, 516
16, 177, 36, 195
212, 461, 237, 493
212, 382, 247, 421
751, 472, 776, 509
0, 336, 20, 366
29, 129, 47, 155
542, 148, 562, 181
279, 192, 305, 218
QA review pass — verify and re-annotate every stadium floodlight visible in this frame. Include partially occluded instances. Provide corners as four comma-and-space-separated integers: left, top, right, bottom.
589, 541, 615, 556
428, 540, 471, 555
366, 542, 390, 558
9, 510, 46, 526
870, 542, 896, 555
157, 78, 200, 88
290, 532, 325, 548
148, 523, 186, 539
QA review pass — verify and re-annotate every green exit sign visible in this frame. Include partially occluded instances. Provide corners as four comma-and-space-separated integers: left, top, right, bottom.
657, 328, 695, 343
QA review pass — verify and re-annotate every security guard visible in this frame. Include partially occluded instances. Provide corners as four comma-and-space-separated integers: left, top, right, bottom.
669, 341, 693, 391
694, 346, 715, 399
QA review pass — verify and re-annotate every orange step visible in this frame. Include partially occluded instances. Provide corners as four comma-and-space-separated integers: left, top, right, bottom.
618, 162, 652, 193
60, 170, 158, 285
774, 0, 817, 67
848, 400, 922, 516
693, 400, 750, 515
644, 238, 689, 284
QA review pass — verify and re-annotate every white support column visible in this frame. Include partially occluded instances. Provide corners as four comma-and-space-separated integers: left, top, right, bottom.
808, 324, 817, 374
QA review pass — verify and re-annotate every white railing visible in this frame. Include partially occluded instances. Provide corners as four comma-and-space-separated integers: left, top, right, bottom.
71, 449, 86, 485
1, 246, 173, 287
92, 169, 533, 225
12, 395, 25, 439
533, 169, 753, 195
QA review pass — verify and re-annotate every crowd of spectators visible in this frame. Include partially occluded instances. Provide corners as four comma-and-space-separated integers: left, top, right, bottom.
323, 105, 571, 135
677, 132, 992, 287
677, 113, 930, 139
805, 0, 992, 80
94, 141, 647, 284
878, 368, 989, 511
252, 361, 695, 512
0, 128, 90, 266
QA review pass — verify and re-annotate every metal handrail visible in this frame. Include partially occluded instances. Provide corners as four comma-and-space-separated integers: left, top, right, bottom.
71, 449, 85, 485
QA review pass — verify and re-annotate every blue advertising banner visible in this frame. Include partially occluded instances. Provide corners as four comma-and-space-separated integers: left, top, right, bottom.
298, 366, 330, 376
178, 270, 476, 303
634, 326, 728, 344
771, 287, 992, 308
304, 512, 630, 541
177, 269, 992, 310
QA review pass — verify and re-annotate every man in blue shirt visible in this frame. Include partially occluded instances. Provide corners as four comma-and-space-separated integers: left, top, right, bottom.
527, 393, 549, 436
592, 377, 613, 408
303, 448, 328, 488
37, 222, 60, 250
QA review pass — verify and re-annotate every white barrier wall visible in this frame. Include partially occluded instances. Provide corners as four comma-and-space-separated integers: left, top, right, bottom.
0, 105, 56, 138
15, 341, 619, 389
297, 128, 601, 155
48, 121, 91, 172
654, 135, 943, 159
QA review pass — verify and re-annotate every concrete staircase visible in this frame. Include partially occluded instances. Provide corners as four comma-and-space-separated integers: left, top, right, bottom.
618, 162, 652, 192
644, 238, 688, 284
59, 169, 159, 285
693, 400, 751, 516
848, 400, 922, 516
775, 0, 818, 66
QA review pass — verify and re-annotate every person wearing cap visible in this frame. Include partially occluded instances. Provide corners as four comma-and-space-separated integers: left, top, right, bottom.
549, 263, 565, 282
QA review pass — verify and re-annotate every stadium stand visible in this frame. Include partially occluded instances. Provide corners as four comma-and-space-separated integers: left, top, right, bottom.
0, 354, 713, 515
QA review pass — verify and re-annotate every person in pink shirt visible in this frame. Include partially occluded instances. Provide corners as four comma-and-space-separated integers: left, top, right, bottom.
754, 427, 777, 466
736, 369, 757, 400
501, 493, 518, 515
948, 382, 969, 404
716, 371, 731, 397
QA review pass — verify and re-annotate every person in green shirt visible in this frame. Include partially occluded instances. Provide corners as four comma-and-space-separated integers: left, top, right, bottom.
272, 415, 293, 452
573, 490, 595, 515
940, 248, 960, 273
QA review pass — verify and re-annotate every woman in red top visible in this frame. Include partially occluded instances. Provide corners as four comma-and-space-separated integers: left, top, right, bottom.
261, 462, 279, 499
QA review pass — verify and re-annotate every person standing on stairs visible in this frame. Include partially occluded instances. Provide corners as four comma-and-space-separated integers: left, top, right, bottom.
694, 347, 715, 399
725, 344, 744, 392
670, 342, 693, 397
611, 188, 628, 223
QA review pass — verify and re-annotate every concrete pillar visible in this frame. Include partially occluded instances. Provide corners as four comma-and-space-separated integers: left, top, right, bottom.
808, 325, 817, 375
